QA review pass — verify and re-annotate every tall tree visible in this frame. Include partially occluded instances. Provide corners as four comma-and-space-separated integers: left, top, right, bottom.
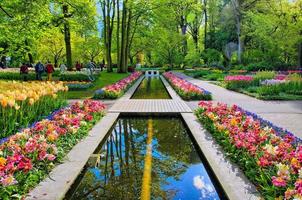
62, 3, 72, 69
100, 0, 116, 72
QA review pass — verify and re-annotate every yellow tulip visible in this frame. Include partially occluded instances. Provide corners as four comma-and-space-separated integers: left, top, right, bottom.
8, 99, 15, 108
29, 98, 35, 105
0, 157, 6, 166
1, 98, 8, 108
14, 104, 20, 110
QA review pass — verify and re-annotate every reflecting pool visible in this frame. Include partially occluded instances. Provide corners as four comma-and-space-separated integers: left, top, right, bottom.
66, 116, 223, 200
131, 77, 171, 99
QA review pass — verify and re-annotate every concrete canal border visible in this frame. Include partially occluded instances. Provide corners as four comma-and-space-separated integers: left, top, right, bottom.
26, 74, 261, 200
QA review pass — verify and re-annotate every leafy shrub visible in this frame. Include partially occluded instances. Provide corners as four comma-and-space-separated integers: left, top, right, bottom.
206, 73, 225, 81
0, 72, 37, 80
247, 62, 274, 71
66, 82, 94, 91
201, 49, 222, 66
187, 70, 209, 78
257, 82, 302, 96
253, 71, 276, 85
59, 73, 92, 81
184, 51, 202, 67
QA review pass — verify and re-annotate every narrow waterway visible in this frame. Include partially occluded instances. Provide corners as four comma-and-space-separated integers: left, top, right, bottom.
66, 116, 222, 200
131, 77, 171, 99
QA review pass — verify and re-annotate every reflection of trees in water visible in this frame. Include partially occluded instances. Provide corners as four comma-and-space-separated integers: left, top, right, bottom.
132, 78, 170, 99
70, 117, 199, 200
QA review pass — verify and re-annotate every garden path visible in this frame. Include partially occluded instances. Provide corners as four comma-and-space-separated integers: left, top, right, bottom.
174, 72, 302, 137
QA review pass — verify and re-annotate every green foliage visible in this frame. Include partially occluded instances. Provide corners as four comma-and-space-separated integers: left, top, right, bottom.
246, 62, 274, 72
59, 73, 92, 82
0, 72, 36, 81
225, 80, 252, 90
66, 82, 94, 91
254, 71, 276, 85
201, 49, 223, 66
257, 81, 302, 96
184, 51, 202, 67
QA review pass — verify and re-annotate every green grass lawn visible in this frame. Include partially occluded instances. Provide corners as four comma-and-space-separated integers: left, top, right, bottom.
67, 71, 129, 99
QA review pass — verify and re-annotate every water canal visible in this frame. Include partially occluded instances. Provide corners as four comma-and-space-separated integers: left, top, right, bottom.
131, 77, 171, 99
66, 116, 224, 200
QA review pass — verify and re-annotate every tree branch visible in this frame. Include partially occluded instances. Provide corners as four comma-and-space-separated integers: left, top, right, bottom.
0, 5, 13, 18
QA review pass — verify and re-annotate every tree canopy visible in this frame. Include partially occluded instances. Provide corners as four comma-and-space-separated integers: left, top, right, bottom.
0, 0, 301, 71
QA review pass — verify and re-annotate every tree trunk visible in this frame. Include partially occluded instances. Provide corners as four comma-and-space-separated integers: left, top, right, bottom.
180, 16, 187, 56
54, 55, 58, 68
63, 4, 72, 70
25, 40, 34, 64
299, 30, 302, 68
125, 9, 132, 70
236, 16, 242, 64
106, 0, 113, 72
120, 0, 128, 73
231, 0, 242, 64
101, 0, 108, 71
203, 0, 208, 49
117, 0, 120, 70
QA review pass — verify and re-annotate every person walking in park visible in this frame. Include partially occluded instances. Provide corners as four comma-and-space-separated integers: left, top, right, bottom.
45, 61, 54, 81
35, 61, 44, 81
60, 62, 67, 73
100, 59, 105, 71
20, 63, 29, 81
75, 61, 81, 71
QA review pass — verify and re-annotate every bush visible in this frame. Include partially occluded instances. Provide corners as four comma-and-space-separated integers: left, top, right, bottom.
201, 49, 222, 66
253, 71, 276, 85
66, 82, 94, 91
59, 73, 92, 81
206, 73, 225, 81
257, 81, 302, 96
184, 51, 202, 67
247, 62, 274, 71
186, 70, 210, 78
0, 72, 36, 80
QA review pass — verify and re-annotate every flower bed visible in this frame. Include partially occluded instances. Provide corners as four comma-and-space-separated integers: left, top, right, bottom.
195, 101, 302, 199
0, 81, 68, 138
0, 100, 106, 198
94, 71, 142, 99
224, 75, 254, 90
163, 72, 212, 100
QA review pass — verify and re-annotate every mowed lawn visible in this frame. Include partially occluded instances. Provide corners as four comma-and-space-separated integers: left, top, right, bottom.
67, 71, 129, 99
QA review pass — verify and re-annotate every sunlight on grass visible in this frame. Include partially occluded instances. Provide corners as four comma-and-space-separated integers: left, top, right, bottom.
67, 71, 129, 99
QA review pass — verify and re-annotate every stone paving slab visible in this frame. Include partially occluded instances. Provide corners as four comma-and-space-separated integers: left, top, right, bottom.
109, 99, 192, 113
26, 113, 119, 200
175, 72, 302, 137
181, 113, 261, 200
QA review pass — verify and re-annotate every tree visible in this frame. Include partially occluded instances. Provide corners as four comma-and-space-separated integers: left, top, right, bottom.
100, 0, 116, 72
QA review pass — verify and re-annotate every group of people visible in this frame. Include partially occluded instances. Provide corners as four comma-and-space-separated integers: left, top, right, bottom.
20, 61, 54, 81
19, 60, 105, 81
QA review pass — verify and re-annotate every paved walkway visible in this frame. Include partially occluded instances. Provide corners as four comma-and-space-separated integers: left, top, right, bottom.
109, 99, 191, 113
174, 72, 302, 137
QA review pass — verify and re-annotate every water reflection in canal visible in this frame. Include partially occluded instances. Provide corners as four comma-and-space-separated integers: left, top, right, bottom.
67, 116, 221, 200
131, 77, 171, 99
